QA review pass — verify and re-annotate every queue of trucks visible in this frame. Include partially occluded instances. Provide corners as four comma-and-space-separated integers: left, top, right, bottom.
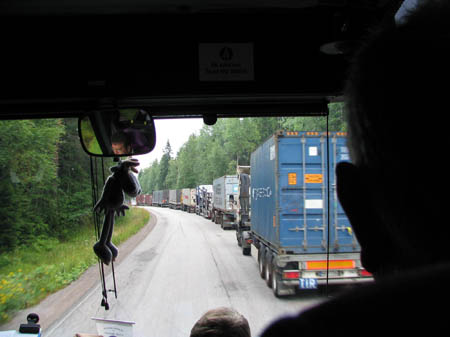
139, 131, 372, 296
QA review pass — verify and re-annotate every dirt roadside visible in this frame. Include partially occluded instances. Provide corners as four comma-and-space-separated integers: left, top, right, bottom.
0, 208, 157, 333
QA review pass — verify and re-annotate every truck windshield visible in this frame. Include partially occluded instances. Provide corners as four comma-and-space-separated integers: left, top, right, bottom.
0, 105, 371, 337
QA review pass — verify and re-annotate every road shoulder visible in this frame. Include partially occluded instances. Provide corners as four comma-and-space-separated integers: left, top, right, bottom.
0, 207, 157, 332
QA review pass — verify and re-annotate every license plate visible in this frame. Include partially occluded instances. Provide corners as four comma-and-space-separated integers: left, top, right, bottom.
299, 278, 318, 289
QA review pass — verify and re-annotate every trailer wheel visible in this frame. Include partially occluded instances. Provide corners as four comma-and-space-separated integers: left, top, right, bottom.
258, 248, 266, 279
243, 247, 251, 256
265, 254, 273, 288
272, 262, 282, 297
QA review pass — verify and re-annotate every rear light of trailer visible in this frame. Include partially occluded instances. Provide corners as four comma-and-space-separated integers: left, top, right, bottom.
360, 269, 372, 277
246, 239, 253, 244
283, 271, 300, 279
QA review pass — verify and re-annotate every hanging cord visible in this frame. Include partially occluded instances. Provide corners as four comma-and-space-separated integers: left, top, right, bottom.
103, 158, 118, 300
90, 156, 113, 309
325, 112, 331, 297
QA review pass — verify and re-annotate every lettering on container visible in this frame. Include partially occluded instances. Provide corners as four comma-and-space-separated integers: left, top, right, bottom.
252, 187, 272, 200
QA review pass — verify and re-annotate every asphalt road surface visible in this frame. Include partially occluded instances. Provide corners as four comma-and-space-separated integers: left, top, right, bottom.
35, 207, 326, 337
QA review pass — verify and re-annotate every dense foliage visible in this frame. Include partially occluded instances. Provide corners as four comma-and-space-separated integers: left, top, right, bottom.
0, 119, 111, 253
139, 104, 345, 192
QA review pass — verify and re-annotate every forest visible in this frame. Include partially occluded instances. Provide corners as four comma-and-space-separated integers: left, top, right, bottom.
138, 103, 345, 193
0, 118, 112, 253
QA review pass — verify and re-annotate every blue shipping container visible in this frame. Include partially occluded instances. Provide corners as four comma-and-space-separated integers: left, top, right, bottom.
250, 131, 359, 254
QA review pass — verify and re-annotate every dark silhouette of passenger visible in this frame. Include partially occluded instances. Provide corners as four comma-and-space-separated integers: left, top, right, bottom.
190, 307, 251, 337
262, 0, 450, 335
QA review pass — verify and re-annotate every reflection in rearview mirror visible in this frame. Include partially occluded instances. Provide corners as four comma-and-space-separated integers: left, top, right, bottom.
80, 117, 103, 155
78, 109, 156, 157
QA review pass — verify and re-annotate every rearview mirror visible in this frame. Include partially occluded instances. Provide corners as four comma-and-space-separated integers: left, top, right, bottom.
78, 109, 156, 157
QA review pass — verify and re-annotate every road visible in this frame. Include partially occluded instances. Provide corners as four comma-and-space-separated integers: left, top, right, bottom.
44, 207, 324, 337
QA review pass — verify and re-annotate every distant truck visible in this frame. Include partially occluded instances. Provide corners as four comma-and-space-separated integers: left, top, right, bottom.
247, 131, 372, 297
182, 188, 196, 213
169, 189, 182, 209
136, 194, 152, 206
152, 189, 169, 207
196, 185, 213, 218
212, 175, 239, 229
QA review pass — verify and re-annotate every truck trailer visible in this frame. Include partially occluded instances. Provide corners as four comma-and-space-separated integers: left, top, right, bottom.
169, 189, 182, 209
136, 194, 152, 206
249, 131, 371, 297
212, 175, 239, 229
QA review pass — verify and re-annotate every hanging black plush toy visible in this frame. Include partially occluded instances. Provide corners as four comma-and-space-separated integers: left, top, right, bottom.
93, 158, 141, 265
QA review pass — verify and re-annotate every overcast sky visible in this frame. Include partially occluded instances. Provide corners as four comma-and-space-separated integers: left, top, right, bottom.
135, 118, 205, 169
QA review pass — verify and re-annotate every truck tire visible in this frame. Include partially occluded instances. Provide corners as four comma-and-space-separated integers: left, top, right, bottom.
265, 254, 273, 288
258, 248, 266, 279
272, 261, 282, 297
242, 247, 251, 256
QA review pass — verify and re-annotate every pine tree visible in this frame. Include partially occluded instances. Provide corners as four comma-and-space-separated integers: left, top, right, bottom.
158, 140, 172, 189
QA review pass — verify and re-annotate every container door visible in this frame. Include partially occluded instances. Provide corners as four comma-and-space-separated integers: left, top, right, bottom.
278, 135, 327, 253
192, 190, 195, 206
328, 136, 360, 253
225, 176, 238, 211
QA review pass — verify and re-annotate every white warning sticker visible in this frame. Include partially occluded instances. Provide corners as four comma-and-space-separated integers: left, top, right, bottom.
270, 145, 275, 160
199, 43, 254, 81
305, 199, 323, 209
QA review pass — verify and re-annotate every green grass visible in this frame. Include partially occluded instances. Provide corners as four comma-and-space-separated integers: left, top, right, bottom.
0, 207, 150, 324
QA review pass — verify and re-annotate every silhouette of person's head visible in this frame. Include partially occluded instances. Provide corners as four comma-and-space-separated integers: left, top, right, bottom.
190, 307, 251, 337
337, 0, 450, 279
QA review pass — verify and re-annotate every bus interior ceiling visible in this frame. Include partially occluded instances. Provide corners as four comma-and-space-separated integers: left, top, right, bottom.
0, 0, 401, 120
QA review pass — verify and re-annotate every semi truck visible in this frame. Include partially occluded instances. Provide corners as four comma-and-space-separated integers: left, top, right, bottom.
196, 185, 213, 218
212, 175, 239, 229
248, 131, 371, 297
136, 194, 152, 206
169, 189, 182, 209
182, 188, 196, 213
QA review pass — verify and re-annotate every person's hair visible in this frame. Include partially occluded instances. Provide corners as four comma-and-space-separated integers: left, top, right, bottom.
344, 0, 450, 262
190, 307, 251, 337
111, 131, 130, 146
